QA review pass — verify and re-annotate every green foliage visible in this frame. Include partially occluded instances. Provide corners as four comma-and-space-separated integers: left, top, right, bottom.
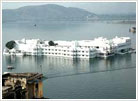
5, 40, 16, 49
48, 40, 55, 46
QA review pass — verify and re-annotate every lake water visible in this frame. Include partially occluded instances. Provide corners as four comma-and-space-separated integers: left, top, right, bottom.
2, 21, 136, 99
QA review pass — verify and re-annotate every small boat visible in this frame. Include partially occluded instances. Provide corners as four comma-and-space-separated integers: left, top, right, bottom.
130, 49, 136, 53
3, 72, 11, 74
7, 66, 14, 69
129, 27, 136, 33
117, 51, 128, 55
128, 48, 136, 53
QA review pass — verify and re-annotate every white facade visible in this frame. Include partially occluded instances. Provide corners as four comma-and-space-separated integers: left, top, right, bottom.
112, 36, 131, 53
3, 36, 131, 58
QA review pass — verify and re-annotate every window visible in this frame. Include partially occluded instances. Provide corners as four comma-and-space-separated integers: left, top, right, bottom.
91, 50, 95, 52
33, 52, 37, 55
118, 45, 126, 48
99, 53, 104, 55
33, 48, 37, 51
35, 83, 38, 89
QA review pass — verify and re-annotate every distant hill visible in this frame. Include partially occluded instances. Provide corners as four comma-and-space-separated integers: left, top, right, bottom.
98, 14, 136, 20
2, 4, 97, 22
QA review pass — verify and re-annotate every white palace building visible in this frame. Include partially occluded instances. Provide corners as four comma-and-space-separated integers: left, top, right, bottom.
3, 36, 132, 58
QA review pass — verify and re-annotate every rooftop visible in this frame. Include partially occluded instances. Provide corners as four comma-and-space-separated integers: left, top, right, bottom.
3, 72, 43, 81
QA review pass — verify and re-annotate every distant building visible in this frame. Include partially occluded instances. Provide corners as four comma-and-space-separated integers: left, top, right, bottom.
3, 36, 131, 58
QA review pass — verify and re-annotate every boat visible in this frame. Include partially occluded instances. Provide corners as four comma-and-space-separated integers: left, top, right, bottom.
129, 27, 136, 33
128, 48, 136, 53
117, 52, 128, 55
7, 66, 14, 69
3, 72, 11, 74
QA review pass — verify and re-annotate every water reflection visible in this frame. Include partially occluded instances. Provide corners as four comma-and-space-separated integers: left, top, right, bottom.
3, 53, 135, 78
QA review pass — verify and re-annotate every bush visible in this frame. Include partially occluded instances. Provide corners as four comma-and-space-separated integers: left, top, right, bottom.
5, 40, 16, 49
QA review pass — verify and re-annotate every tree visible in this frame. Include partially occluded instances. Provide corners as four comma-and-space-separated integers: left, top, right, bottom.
48, 40, 55, 46
5, 40, 16, 49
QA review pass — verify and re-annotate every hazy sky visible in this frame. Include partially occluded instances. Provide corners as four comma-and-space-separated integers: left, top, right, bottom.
2, 2, 136, 14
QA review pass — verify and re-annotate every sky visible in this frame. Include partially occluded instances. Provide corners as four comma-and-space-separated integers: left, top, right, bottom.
2, 2, 136, 14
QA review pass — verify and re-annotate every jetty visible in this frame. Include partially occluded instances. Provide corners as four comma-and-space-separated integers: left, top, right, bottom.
2, 72, 45, 99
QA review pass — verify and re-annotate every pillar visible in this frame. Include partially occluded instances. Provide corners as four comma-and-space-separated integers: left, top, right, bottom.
37, 81, 43, 98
